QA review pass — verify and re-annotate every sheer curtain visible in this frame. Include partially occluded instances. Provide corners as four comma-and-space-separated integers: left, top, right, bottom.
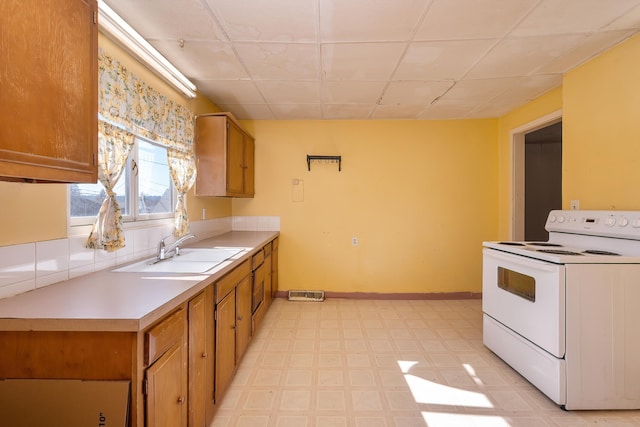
87, 48, 197, 251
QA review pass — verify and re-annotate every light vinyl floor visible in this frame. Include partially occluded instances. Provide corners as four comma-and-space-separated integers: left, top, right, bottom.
211, 298, 640, 427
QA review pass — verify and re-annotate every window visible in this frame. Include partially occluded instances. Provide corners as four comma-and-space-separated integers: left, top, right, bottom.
70, 138, 175, 226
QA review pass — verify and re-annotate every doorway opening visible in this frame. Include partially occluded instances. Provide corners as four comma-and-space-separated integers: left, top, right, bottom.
511, 110, 562, 241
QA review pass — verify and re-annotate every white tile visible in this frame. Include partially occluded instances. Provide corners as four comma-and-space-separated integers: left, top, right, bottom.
94, 249, 117, 271
0, 280, 35, 299
69, 235, 95, 270
0, 243, 35, 287
35, 239, 69, 289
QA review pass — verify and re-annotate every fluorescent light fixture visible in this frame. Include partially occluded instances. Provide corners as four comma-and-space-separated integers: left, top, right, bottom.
97, 0, 197, 98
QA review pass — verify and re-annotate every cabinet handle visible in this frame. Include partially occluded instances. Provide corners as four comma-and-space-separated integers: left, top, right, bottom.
237, 316, 243, 321
177, 396, 185, 404
202, 352, 208, 358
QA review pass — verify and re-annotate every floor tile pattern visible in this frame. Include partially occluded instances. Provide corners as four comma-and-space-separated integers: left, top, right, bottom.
211, 298, 640, 427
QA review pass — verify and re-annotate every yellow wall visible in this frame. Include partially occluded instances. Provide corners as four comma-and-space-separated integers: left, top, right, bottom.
234, 120, 498, 294
0, 33, 228, 246
563, 33, 640, 211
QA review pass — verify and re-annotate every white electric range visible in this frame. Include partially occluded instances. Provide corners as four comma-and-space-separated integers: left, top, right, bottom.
482, 210, 640, 410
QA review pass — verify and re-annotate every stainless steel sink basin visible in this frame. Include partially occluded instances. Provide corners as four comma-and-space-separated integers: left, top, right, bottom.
113, 248, 243, 274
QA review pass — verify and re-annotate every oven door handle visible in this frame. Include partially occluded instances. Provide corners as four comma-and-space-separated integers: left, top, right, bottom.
483, 248, 559, 272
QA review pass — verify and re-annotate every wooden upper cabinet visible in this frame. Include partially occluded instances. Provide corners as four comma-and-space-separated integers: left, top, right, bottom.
195, 113, 255, 198
0, 0, 98, 183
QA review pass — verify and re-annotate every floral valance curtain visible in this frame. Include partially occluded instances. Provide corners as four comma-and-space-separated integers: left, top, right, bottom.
87, 48, 197, 251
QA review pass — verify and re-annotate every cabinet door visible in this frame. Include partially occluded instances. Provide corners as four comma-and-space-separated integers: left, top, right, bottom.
146, 343, 187, 427
236, 275, 252, 362
243, 135, 255, 196
226, 121, 245, 195
264, 250, 273, 309
0, 0, 97, 183
215, 291, 236, 402
272, 239, 279, 298
188, 292, 210, 427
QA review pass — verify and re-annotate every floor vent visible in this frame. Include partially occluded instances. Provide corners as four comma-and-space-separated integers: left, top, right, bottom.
288, 290, 325, 302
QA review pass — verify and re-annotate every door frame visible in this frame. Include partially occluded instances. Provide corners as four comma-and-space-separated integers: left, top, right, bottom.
510, 110, 562, 240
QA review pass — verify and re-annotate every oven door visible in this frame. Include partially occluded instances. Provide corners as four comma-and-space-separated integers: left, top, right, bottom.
482, 248, 565, 358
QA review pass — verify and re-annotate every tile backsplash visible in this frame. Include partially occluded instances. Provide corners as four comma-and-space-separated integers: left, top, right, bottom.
0, 216, 279, 300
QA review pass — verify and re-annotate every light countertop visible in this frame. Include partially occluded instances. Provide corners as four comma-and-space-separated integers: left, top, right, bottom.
0, 231, 278, 332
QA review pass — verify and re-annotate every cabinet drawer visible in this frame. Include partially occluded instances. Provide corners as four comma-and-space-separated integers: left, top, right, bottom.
215, 260, 250, 304
263, 242, 272, 257
145, 309, 185, 366
251, 250, 264, 270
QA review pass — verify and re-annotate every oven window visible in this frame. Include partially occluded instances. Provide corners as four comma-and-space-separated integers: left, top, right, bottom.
497, 267, 535, 302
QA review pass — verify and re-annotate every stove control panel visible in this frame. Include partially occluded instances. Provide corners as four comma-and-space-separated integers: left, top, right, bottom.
546, 210, 640, 239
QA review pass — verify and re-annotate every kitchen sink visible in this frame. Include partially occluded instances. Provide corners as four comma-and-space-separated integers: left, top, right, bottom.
112, 247, 244, 274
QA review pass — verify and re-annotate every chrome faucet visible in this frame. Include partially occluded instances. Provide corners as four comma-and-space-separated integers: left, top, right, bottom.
156, 233, 195, 261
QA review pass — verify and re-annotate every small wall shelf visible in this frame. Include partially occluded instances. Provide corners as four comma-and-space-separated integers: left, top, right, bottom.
307, 155, 342, 171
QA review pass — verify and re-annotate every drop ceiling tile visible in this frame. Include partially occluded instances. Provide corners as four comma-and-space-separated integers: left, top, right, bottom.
394, 40, 496, 80
149, 40, 248, 80
205, 0, 318, 41
270, 104, 322, 119
195, 79, 265, 104
380, 81, 454, 105
511, 0, 640, 36
465, 102, 518, 118
605, 4, 640, 30
256, 81, 320, 104
106, 0, 226, 40
485, 74, 563, 108
419, 100, 477, 119
323, 104, 375, 119
538, 30, 637, 74
370, 104, 427, 119
322, 81, 387, 104
320, 0, 428, 42
465, 34, 587, 79
235, 43, 319, 80
441, 78, 515, 102
322, 43, 405, 80
215, 104, 276, 120
415, 0, 538, 40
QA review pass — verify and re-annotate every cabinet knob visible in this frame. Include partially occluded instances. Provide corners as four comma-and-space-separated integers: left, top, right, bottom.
202, 352, 208, 358
177, 396, 185, 404
237, 316, 243, 321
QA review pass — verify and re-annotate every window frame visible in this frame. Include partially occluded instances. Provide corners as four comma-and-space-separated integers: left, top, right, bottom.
68, 136, 177, 233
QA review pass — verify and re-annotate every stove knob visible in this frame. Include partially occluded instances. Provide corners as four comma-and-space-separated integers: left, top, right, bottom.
605, 216, 616, 227
633, 218, 640, 228
619, 217, 629, 227
548, 215, 557, 223
557, 215, 565, 223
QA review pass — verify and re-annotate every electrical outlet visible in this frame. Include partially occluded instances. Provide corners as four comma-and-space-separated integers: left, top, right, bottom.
570, 200, 579, 210
352, 236, 358, 246
202, 208, 207, 219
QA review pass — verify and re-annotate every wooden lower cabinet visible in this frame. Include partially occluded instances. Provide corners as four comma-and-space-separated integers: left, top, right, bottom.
214, 260, 252, 402
188, 289, 214, 427
214, 287, 236, 402
144, 309, 188, 427
145, 343, 187, 427
271, 237, 279, 298
236, 275, 252, 362
0, 237, 279, 427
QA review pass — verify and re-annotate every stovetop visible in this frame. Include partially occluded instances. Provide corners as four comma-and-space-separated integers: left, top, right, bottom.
483, 210, 640, 264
